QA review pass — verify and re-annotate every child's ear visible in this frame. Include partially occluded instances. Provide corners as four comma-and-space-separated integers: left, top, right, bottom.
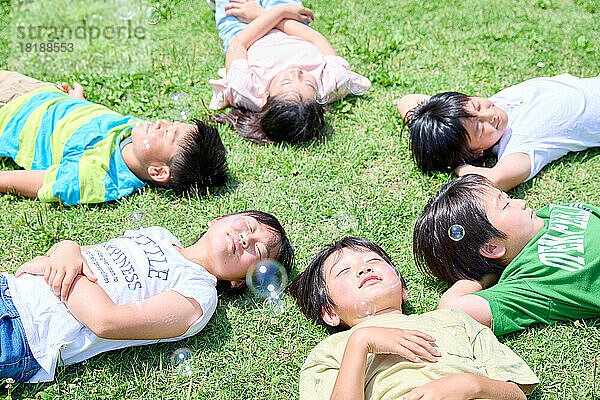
208, 216, 223, 227
479, 243, 506, 259
321, 307, 341, 327
230, 280, 245, 289
474, 150, 484, 158
402, 287, 408, 301
147, 165, 171, 183
260, 92, 269, 108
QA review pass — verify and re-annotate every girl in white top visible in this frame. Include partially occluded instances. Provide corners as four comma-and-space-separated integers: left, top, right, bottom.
0, 210, 293, 382
397, 73, 600, 191
209, 0, 370, 144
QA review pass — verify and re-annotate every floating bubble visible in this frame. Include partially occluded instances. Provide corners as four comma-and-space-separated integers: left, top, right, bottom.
170, 348, 192, 367
314, 89, 330, 105
336, 211, 356, 231
129, 212, 148, 229
354, 298, 375, 318
346, 72, 366, 96
246, 259, 288, 299
386, 267, 403, 289
169, 91, 191, 121
448, 224, 465, 241
114, 0, 136, 20
263, 293, 288, 316
145, 7, 160, 24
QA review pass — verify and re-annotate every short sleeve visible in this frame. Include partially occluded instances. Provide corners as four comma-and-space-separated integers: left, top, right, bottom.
299, 336, 344, 400
38, 159, 97, 205
209, 59, 263, 111
456, 310, 539, 386
320, 55, 371, 102
474, 282, 551, 335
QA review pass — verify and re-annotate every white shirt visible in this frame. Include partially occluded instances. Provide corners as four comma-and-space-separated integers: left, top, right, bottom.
4, 227, 217, 382
490, 73, 600, 181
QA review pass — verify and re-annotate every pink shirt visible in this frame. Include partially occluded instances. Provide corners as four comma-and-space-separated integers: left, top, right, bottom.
209, 29, 371, 111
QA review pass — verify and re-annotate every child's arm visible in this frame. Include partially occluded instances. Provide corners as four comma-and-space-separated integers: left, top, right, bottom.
395, 94, 431, 122
64, 276, 203, 340
455, 153, 531, 192
224, 1, 334, 55
330, 327, 441, 400
225, 4, 314, 71
438, 279, 493, 328
402, 373, 530, 400
15, 240, 97, 301
0, 170, 46, 198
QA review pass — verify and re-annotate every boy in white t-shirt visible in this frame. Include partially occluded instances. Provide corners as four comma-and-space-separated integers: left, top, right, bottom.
0, 210, 293, 383
396, 73, 600, 191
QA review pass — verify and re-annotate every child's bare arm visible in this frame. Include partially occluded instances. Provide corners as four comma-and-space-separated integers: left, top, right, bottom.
438, 280, 493, 327
403, 373, 530, 400
396, 94, 431, 122
275, 19, 336, 56
0, 170, 45, 198
330, 327, 440, 400
455, 153, 531, 192
225, 4, 314, 71
65, 277, 203, 340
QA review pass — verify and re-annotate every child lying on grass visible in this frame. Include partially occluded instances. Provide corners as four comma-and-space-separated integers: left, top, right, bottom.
209, 0, 370, 144
0, 71, 227, 205
414, 174, 600, 335
288, 237, 538, 400
0, 210, 293, 382
396, 73, 600, 191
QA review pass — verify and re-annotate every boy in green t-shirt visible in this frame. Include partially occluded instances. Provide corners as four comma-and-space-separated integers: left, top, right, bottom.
413, 174, 600, 335
288, 237, 538, 400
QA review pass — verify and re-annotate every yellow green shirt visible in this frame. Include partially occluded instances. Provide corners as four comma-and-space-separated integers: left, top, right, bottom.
299, 309, 538, 400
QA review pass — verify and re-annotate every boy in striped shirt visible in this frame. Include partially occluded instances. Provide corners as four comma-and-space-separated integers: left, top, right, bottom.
0, 71, 228, 205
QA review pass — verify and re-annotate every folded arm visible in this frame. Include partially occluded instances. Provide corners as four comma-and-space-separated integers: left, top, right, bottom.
438, 279, 493, 328
65, 276, 203, 340
403, 373, 530, 400
275, 19, 336, 56
455, 153, 531, 192
0, 170, 45, 198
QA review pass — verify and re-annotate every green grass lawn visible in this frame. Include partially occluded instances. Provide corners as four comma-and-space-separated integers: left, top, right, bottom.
1, 0, 599, 398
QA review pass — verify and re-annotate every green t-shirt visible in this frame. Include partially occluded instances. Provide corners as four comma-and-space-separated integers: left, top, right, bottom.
300, 310, 538, 400
476, 203, 600, 335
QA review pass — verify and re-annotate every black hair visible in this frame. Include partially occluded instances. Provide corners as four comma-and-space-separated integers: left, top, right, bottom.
211, 210, 295, 294
405, 92, 480, 173
413, 174, 506, 283
157, 119, 228, 193
211, 95, 325, 144
287, 237, 406, 334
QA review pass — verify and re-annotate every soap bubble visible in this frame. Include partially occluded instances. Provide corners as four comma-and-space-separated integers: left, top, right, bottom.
314, 89, 330, 105
169, 91, 191, 121
246, 259, 288, 299
354, 298, 375, 318
145, 7, 160, 24
129, 212, 148, 229
346, 72, 366, 96
386, 267, 403, 289
337, 211, 357, 231
263, 292, 288, 316
448, 224, 465, 241
114, 0, 136, 20
170, 348, 192, 367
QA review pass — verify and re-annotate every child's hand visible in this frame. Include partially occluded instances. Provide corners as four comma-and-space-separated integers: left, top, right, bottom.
402, 374, 483, 400
281, 4, 314, 24
15, 256, 50, 277
60, 81, 86, 100
224, 0, 265, 23
352, 326, 441, 363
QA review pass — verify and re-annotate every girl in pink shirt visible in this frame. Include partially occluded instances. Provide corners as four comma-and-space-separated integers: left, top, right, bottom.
209, 0, 371, 144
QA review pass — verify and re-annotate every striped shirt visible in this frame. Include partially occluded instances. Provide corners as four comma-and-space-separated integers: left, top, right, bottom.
0, 87, 146, 205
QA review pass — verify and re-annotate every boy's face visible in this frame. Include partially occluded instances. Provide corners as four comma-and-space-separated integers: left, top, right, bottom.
479, 187, 545, 261
131, 120, 194, 165
322, 247, 406, 328
461, 97, 509, 156
202, 214, 281, 283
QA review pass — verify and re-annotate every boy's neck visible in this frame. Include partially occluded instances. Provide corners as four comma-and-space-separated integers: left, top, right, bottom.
121, 143, 148, 182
